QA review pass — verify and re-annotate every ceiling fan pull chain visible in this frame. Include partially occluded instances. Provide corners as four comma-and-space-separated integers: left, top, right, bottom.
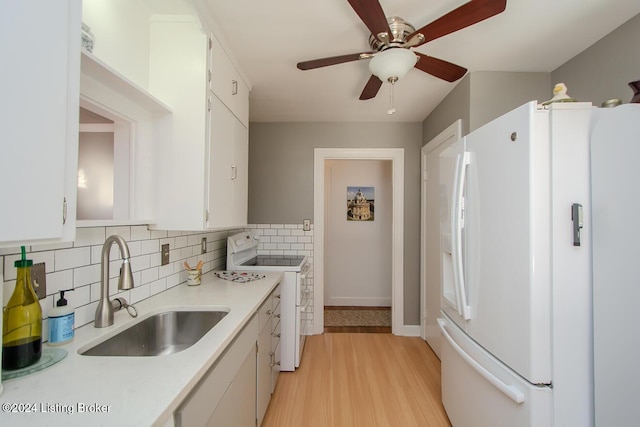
387, 77, 397, 115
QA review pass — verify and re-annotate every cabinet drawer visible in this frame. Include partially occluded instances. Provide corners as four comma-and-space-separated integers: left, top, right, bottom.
257, 297, 272, 332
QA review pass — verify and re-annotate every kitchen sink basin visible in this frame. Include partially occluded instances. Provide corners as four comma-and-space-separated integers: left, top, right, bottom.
80, 310, 229, 357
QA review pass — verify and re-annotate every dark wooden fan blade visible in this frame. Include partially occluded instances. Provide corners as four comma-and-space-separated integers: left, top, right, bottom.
297, 52, 374, 70
359, 75, 383, 100
347, 0, 392, 41
414, 52, 467, 82
409, 0, 507, 47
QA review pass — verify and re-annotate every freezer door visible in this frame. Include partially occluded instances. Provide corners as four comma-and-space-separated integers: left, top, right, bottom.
439, 313, 552, 427
463, 101, 552, 384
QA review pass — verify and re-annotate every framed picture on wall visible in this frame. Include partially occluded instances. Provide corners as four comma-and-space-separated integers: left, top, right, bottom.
347, 186, 374, 221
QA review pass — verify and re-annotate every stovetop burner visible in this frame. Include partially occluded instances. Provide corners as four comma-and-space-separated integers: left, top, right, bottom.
241, 255, 305, 267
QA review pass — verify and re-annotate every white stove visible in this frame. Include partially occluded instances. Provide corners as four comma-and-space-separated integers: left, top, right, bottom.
227, 231, 310, 371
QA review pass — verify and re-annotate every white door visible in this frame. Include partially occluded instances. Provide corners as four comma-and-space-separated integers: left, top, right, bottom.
421, 121, 461, 356
462, 102, 551, 384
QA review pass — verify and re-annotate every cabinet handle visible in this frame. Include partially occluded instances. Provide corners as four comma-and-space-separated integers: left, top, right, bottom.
274, 294, 281, 299
272, 333, 281, 338
62, 197, 67, 224
207, 97, 212, 111
274, 314, 281, 319
231, 80, 238, 95
266, 309, 272, 316
208, 70, 212, 83
231, 165, 237, 180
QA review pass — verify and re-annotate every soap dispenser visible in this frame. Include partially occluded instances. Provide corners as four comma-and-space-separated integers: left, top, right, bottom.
2, 246, 43, 370
48, 290, 75, 346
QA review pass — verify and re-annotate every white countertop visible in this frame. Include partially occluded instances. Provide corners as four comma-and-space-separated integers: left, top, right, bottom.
0, 271, 283, 426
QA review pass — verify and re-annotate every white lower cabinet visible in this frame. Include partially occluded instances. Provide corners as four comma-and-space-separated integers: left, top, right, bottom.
174, 285, 281, 427
174, 315, 257, 427
207, 347, 257, 427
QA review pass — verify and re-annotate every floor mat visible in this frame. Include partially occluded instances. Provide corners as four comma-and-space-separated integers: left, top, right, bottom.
324, 307, 391, 327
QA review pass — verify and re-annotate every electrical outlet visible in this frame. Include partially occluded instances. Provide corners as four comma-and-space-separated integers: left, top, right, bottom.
30, 262, 47, 300
161, 244, 170, 266
201, 237, 207, 254
303, 219, 311, 231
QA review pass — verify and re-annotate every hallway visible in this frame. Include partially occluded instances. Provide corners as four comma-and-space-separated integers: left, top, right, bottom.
262, 333, 451, 426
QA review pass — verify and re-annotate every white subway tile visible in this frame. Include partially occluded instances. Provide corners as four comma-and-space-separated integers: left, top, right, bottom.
75, 301, 99, 328
55, 247, 91, 271
149, 278, 167, 296
158, 263, 174, 278
150, 229, 168, 239
130, 284, 150, 304
140, 239, 159, 255
67, 284, 91, 307
31, 241, 73, 252
106, 226, 131, 241
130, 254, 151, 273
74, 227, 106, 247
141, 267, 159, 285
270, 224, 284, 229
74, 263, 100, 287
277, 229, 291, 236
175, 236, 188, 248
131, 225, 150, 241
47, 269, 74, 295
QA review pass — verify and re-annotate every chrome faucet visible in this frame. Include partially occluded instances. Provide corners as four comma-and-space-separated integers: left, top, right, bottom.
94, 235, 135, 328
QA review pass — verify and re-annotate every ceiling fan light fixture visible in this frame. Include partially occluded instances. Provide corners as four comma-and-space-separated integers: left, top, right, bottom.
369, 48, 418, 82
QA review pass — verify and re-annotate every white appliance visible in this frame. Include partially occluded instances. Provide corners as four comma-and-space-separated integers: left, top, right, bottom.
590, 104, 640, 426
438, 101, 594, 426
227, 231, 310, 371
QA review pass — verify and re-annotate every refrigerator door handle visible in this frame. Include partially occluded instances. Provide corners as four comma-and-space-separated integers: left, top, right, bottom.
452, 152, 472, 319
438, 318, 525, 404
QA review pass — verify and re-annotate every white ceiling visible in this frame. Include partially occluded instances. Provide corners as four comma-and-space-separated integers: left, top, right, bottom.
203, 0, 640, 123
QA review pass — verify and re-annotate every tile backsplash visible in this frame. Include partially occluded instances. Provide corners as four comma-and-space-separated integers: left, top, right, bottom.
1, 224, 314, 341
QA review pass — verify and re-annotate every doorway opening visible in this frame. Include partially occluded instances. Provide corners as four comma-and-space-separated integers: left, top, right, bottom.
313, 148, 404, 335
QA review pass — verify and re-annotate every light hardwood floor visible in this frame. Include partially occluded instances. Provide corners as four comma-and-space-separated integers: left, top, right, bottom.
262, 333, 452, 426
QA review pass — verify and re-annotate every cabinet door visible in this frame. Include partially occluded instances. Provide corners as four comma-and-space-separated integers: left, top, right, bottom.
0, 0, 80, 246
232, 120, 249, 225
207, 94, 248, 229
208, 94, 235, 227
207, 345, 257, 427
209, 33, 249, 126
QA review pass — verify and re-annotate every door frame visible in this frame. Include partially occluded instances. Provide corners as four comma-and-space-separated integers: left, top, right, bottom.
420, 121, 462, 355
313, 148, 404, 335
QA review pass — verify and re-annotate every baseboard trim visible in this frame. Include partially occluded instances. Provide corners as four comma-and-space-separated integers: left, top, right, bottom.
400, 324, 421, 337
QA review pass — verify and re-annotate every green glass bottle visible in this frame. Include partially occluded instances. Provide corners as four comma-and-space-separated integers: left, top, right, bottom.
2, 247, 42, 370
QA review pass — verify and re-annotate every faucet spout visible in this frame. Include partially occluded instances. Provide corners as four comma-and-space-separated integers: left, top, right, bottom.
95, 235, 135, 328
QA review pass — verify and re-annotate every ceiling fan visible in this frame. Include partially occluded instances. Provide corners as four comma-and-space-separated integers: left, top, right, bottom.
297, 0, 507, 104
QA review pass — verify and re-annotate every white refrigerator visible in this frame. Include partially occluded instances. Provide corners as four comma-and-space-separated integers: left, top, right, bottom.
438, 101, 594, 426
591, 103, 640, 426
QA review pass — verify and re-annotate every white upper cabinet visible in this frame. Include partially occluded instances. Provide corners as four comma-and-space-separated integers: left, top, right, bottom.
207, 95, 248, 228
81, 0, 250, 231
147, 4, 250, 230
0, 0, 81, 247
209, 34, 250, 127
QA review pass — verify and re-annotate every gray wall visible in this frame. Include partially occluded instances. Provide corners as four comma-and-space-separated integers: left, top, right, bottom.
422, 72, 550, 144
552, 13, 640, 107
248, 122, 423, 324
422, 74, 471, 144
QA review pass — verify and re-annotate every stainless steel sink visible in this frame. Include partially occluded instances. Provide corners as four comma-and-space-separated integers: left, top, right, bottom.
80, 310, 228, 357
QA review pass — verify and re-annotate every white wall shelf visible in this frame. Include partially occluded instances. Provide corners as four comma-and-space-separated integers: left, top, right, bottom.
81, 49, 172, 114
